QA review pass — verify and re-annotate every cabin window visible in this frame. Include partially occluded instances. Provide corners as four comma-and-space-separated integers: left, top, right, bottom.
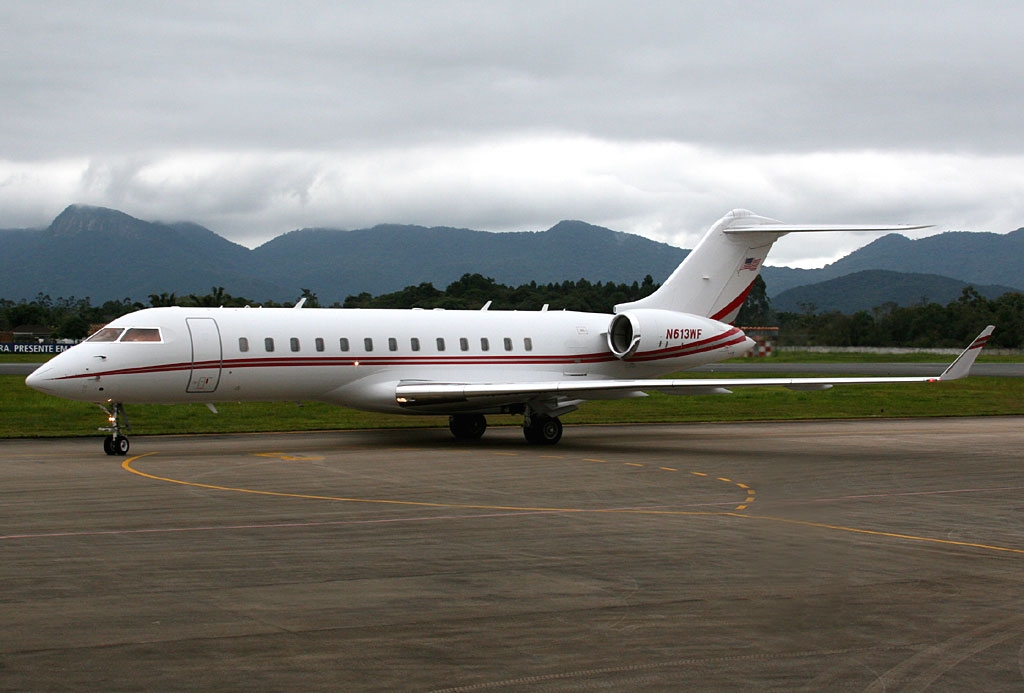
504, 337, 513, 351
459, 337, 469, 351
264, 338, 275, 352
480, 337, 490, 351
388, 337, 398, 352
86, 327, 124, 343
436, 337, 446, 352
121, 328, 161, 342
315, 337, 325, 352
364, 337, 374, 352
340, 338, 350, 352
524, 337, 533, 351
411, 337, 421, 352
290, 337, 300, 352
239, 337, 249, 353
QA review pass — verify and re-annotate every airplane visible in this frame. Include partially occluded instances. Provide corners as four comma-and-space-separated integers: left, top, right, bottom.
25, 209, 995, 455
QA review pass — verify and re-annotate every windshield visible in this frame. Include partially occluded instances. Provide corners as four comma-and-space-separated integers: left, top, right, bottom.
86, 327, 124, 343
85, 327, 162, 343
121, 328, 161, 342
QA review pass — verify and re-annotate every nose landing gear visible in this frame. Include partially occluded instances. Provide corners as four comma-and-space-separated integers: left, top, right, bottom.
99, 403, 130, 455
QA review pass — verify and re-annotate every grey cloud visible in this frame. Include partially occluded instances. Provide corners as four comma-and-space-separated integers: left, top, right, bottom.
5, 1, 1024, 155
2, 1, 1023, 265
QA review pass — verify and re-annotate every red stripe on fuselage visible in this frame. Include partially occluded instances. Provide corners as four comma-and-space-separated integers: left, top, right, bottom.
52, 352, 623, 380
51, 332, 743, 381
627, 327, 746, 363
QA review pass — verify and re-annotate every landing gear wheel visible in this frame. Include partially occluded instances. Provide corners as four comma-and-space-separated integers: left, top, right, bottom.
523, 415, 562, 445
449, 414, 487, 440
98, 403, 131, 455
113, 435, 130, 455
103, 435, 130, 456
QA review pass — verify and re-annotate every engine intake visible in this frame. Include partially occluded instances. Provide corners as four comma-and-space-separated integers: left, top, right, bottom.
608, 312, 642, 359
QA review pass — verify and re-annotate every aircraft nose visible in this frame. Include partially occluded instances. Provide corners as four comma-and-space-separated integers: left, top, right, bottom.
25, 364, 57, 394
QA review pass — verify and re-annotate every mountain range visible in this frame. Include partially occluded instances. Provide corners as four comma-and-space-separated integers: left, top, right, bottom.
1, 205, 1021, 312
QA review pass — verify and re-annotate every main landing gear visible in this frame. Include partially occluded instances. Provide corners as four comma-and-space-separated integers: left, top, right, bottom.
523, 414, 563, 445
447, 412, 563, 445
449, 414, 487, 440
99, 402, 130, 456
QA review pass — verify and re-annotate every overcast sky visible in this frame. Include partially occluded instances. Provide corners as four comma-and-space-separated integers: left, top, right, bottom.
3, 1, 1023, 267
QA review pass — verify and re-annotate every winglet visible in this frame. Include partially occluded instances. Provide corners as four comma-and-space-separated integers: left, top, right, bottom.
938, 325, 995, 381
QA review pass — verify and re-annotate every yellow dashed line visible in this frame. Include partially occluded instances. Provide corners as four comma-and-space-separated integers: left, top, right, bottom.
131, 449, 758, 515
120, 454, 720, 517
736, 513, 1024, 556
119, 452, 1024, 558
253, 452, 324, 462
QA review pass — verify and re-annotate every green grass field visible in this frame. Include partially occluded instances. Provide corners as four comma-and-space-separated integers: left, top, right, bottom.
767, 350, 1023, 363
2, 372, 1020, 439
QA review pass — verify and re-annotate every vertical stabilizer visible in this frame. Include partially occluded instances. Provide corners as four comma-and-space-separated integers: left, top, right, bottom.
615, 210, 787, 323
615, 210, 931, 324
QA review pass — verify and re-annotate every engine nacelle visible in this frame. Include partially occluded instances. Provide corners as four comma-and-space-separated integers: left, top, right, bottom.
607, 309, 743, 361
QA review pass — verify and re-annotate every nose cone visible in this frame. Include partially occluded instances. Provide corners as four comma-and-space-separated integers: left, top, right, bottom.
25, 364, 58, 395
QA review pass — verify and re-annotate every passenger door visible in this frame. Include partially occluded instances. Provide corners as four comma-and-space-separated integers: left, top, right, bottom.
186, 317, 222, 393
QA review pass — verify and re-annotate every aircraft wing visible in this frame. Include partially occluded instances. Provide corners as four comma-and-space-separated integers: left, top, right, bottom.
396, 326, 994, 407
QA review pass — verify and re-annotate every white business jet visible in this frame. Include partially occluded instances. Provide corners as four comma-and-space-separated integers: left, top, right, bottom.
26, 210, 994, 455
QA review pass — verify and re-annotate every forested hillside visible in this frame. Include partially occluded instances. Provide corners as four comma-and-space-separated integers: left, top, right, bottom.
3, 205, 1022, 311
3, 276, 1021, 349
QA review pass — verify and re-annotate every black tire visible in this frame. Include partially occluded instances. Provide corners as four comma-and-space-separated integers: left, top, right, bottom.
103, 435, 116, 456
523, 415, 562, 445
449, 414, 487, 440
112, 435, 130, 456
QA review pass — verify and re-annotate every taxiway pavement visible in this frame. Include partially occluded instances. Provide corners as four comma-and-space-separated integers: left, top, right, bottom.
2, 418, 1023, 690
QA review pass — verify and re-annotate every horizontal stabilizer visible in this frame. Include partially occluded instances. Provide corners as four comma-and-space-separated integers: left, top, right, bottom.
725, 223, 932, 234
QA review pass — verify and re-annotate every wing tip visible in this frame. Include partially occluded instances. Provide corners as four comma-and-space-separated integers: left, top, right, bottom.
939, 325, 996, 381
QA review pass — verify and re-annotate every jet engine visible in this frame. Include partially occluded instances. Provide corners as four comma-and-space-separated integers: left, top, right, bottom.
607, 309, 740, 361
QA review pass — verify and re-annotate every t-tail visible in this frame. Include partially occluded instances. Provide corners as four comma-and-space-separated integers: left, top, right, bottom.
615, 209, 931, 323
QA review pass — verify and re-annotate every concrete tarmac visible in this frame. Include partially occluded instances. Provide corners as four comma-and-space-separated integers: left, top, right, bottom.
2, 418, 1023, 691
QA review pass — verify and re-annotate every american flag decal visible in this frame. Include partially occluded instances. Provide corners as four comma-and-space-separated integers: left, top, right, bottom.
740, 257, 761, 271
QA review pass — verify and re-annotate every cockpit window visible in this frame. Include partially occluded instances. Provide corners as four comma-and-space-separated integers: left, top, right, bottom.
121, 328, 162, 342
86, 327, 124, 342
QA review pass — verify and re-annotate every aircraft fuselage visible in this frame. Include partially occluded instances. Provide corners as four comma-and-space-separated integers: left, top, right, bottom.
28, 306, 751, 413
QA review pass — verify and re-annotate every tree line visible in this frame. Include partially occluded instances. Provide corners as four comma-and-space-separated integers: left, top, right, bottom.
2, 275, 1021, 349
